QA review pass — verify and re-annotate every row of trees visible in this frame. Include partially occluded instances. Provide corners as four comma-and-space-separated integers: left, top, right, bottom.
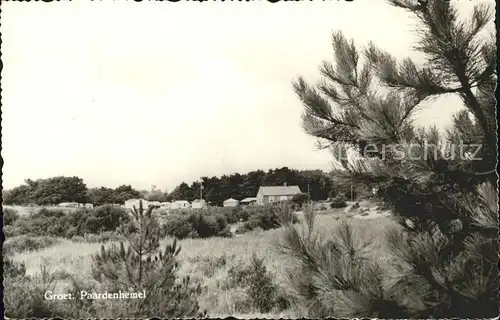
167, 167, 342, 206
2, 177, 145, 206
284, 0, 498, 317
3, 167, 356, 207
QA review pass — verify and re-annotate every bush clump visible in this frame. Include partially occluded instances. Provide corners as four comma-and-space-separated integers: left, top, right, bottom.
6, 205, 129, 239
244, 203, 299, 231
81, 204, 130, 234
246, 254, 278, 313
3, 255, 27, 279
187, 212, 220, 238
330, 195, 347, 208
162, 215, 194, 239
292, 193, 310, 208
4, 235, 62, 253
3, 208, 20, 226
226, 254, 283, 313
4, 261, 98, 318
162, 211, 232, 239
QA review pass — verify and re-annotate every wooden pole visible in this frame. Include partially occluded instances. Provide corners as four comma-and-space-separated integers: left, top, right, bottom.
200, 181, 203, 200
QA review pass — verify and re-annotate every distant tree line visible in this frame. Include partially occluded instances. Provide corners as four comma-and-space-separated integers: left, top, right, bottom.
2, 167, 361, 207
2, 177, 143, 207
167, 167, 343, 206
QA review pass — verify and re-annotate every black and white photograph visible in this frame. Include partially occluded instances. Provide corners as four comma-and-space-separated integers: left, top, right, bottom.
1, 0, 498, 318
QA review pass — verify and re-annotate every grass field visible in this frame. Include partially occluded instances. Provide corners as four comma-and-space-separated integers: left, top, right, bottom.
10, 207, 397, 318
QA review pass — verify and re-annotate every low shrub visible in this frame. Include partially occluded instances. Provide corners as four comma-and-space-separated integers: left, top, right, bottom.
3, 208, 20, 225
163, 211, 231, 239
81, 205, 130, 234
234, 224, 250, 235
217, 225, 233, 238
292, 193, 310, 208
318, 204, 328, 211
236, 209, 251, 222
227, 264, 253, 288
4, 235, 62, 253
217, 207, 240, 224
188, 230, 200, 238
190, 255, 228, 277
3, 256, 27, 279
3, 225, 24, 238
8, 205, 130, 238
3, 264, 97, 318
226, 254, 280, 313
4, 267, 54, 318
244, 204, 299, 231
10, 209, 69, 237
162, 215, 194, 239
214, 214, 228, 231
203, 207, 250, 224
188, 213, 220, 238
246, 254, 278, 313
330, 195, 347, 208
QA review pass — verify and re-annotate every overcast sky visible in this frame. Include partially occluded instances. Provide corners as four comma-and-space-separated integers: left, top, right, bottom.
1, 1, 494, 191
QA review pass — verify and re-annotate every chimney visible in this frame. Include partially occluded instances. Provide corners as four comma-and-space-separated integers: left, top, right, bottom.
284, 182, 287, 187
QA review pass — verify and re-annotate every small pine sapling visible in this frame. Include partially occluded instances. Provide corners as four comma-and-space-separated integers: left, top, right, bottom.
91, 200, 206, 318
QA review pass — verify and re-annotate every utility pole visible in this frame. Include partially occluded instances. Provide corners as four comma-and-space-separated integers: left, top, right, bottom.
350, 183, 354, 202
308, 182, 311, 204
200, 181, 203, 200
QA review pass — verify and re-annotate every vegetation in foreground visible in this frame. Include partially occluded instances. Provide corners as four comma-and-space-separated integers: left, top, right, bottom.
3, 201, 301, 246
292, 0, 498, 317
4, 202, 392, 318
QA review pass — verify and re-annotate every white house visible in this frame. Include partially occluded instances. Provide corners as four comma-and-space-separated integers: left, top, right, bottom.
192, 199, 208, 209
223, 198, 239, 207
124, 199, 149, 210
171, 200, 191, 209
256, 183, 302, 205
84, 203, 94, 209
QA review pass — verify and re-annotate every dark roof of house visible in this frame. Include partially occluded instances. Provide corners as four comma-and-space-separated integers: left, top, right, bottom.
258, 186, 302, 196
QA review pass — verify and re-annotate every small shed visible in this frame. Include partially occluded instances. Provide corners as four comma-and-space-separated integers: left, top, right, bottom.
223, 198, 240, 208
240, 197, 257, 206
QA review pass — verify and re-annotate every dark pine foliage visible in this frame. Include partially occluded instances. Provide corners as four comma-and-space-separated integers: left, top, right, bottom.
282, 0, 498, 318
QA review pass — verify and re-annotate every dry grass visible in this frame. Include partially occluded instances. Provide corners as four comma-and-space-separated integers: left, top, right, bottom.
10, 210, 397, 318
